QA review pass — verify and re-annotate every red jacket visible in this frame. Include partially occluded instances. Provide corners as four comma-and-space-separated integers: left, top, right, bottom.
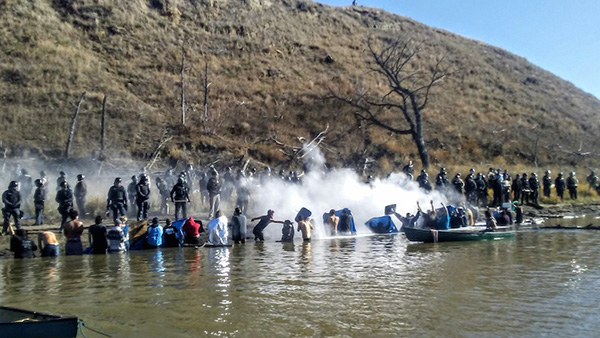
182, 217, 203, 237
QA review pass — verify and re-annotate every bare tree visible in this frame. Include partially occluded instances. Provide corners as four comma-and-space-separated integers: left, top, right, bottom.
99, 94, 107, 160
65, 91, 86, 159
180, 42, 186, 125
331, 37, 450, 169
202, 60, 212, 131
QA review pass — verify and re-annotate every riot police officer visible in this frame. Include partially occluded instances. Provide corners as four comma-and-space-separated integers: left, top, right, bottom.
55, 181, 73, 231
2, 181, 22, 233
136, 174, 151, 221
74, 174, 87, 216
542, 170, 552, 197
107, 178, 128, 222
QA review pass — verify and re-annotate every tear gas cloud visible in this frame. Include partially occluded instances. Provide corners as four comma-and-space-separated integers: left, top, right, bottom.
1, 150, 447, 237
248, 149, 447, 240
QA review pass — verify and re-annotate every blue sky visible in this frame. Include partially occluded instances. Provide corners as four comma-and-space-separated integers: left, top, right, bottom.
318, 0, 600, 99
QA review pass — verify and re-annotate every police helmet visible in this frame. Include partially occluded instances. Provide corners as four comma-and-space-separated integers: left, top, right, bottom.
35, 179, 43, 187
114, 177, 122, 184
8, 181, 19, 189
77, 174, 85, 181
59, 171, 66, 177
60, 181, 69, 189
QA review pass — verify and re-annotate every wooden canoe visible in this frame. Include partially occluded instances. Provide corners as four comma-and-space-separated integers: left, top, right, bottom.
0, 306, 79, 338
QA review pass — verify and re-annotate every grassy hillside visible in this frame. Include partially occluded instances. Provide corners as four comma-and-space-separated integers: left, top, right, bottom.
1, 0, 599, 173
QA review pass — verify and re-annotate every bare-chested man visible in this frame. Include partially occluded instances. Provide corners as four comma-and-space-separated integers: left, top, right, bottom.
297, 218, 314, 242
325, 209, 339, 236
63, 210, 84, 255
38, 231, 59, 257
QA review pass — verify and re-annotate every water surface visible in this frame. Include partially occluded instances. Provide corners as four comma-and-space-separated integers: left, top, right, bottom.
1, 231, 599, 337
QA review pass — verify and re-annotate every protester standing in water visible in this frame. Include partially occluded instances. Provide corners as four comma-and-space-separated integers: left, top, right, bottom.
10, 229, 37, 259
338, 208, 354, 235
38, 231, 59, 257
297, 217, 313, 242
107, 219, 127, 253
207, 210, 228, 245
145, 218, 163, 249
162, 219, 182, 248
325, 209, 339, 236
63, 210, 84, 255
230, 207, 247, 244
88, 215, 108, 255
251, 210, 285, 241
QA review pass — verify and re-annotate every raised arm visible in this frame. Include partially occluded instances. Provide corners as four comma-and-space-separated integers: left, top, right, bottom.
440, 202, 448, 215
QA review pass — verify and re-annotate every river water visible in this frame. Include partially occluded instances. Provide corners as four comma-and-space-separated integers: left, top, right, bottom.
1, 230, 599, 337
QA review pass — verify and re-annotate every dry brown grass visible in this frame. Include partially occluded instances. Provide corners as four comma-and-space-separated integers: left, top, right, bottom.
1, 0, 600, 173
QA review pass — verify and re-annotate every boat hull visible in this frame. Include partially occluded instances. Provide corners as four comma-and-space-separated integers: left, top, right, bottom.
404, 227, 515, 243
0, 306, 78, 338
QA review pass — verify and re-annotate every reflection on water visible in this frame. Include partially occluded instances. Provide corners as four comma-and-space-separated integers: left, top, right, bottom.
1, 231, 600, 337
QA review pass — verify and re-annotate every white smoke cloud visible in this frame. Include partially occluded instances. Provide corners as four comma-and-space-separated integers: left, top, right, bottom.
247, 148, 447, 240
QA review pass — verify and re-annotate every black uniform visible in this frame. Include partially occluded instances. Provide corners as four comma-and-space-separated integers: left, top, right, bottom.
464, 174, 477, 204
475, 175, 488, 207
107, 185, 128, 221
127, 179, 138, 217
566, 175, 578, 200
2, 189, 21, 233
542, 174, 552, 197
528, 176, 540, 205
416, 173, 432, 192
520, 176, 530, 205
74, 180, 87, 216
170, 182, 190, 220
136, 182, 151, 221
33, 185, 46, 225
512, 176, 522, 203
555, 176, 566, 200
55, 188, 73, 231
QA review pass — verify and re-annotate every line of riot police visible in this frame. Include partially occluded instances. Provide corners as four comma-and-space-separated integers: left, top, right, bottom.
412, 166, 589, 207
